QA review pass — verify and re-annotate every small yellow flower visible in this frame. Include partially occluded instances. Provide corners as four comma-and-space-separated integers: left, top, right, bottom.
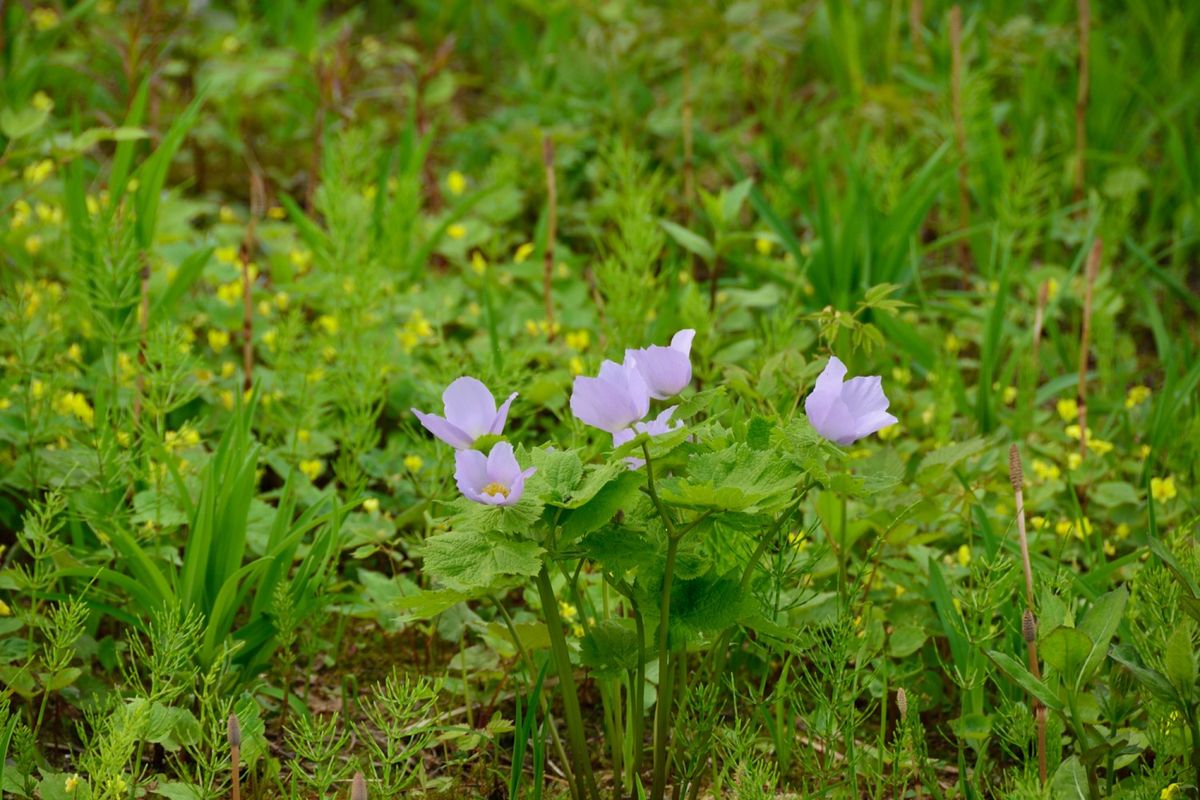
261, 328, 278, 351
1103, 540, 1116, 557
1065, 424, 1091, 441
215, 245, 239, 264
0, 599, 11, 616
559, 601, 578, 621
471, 251, 487, 275
64, 774, 80, 793
447, 223, 467, 240
11, 199, 31, 228
32, 91, 54, 112
572, 623, 584, 638
1031, 516, 1047, 530
524, 319, 540, 336
299, 459, 325, 481
289, 248, 312, 270
267, 205, 286, 220
891, 367, 912, 385
219, 389, 234, 410
1151, 476, 1177, 503
1002, 386, 1018, 405
31, 379, 46, 400
220, 361, 237, 379
569, 356, 585, 375
207, 329, 231, 352
317, 315, 339, 335
1046, 277, 1060, 300
362, 184, 377, 201
24, 235, 43, 255
943, 333, 960, 354
297, 429, 311, 443
1139, 444, 1151, 459
514, 242, 535, 263
956, 544, 971, 567
403, 454, 423, 473
1055, 519, 1073, 537
216, 279, 243, 305
1067, 452, 1083, 471
1089, 438, 1113, 456
1057, 398, 1078, 422
446, 171, 467, 196
755, 236, 772, 255
274, 291, 290, 311
877, 423, 900, 441
53, 391, 94, 426
1031, 459, 1061, 482
1162, 783, 1181, 800
787, 530, 808, 549
565, 330, 590, 351
221, 35, 240, 54
362, 497, 380, 513
1116, 523, 1131, 539
1125, 385, 1151, 409
31, 7, 59, 30
218, 205, 238, 224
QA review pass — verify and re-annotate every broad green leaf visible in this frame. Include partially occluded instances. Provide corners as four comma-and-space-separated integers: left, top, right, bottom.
422, 531, 544, 593
530, 448, 583, 503
1050, 757, 1090, 800
659, 219, 715, 261
1076, 587, 1127, 686
1163, 622, 1196, 700
1110, 645, 1179, 705
0, 105, 49, 139
1041, 626, 1093, 685
986, 650, 1064, 712
668, 569, 751, 645
581, 527, 650, 574
393, 588, 471, 621
560, 470, 643, 540
1091, 481, 1139, 507
580, 619, 643, 677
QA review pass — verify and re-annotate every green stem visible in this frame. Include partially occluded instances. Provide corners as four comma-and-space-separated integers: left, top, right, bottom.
537, 567, 601, 800
1065, 689, 1100, 800
630, 600, 647, 789
650, 534, 679, 800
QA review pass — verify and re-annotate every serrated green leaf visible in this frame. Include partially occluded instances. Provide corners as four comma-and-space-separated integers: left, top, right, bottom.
561, 470, 643, 540
393, 588, 472, 620
530, 448, 583, 503
422, 531, 544, 592
580, 619, 643, 677
581, 527, 649, 574
659, 444, 801, 513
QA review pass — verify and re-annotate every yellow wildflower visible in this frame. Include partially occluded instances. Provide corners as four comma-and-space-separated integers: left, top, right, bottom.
1162, 784, 1181, 800
0, 599, 11, 616
24, 235, 43, 255
569, 356, 585, 375
215, 245, 239, 264
221, 35, 240, 53
267, 205, 286, 220
1139, 444, 1151, 459
274, 291, 290, 311
559, 601, 578, 621
1002, 386, 1018, 405
53, 391, 94, 426
447, 223, 466, 240
403, 454, 423, 473
1089, 438, 1113, 455
755, 236, 772, 255
32, 91, 54, 112
1032, 459, 1061, 482
299, 459, 324, 481
1116, 523, 1131, 539
1103, 540, 1116, 557
31, 7, 59, 30
943, 333, 960, 354
565, 330, 590, 351
1151, 476, 1177, 503
317, 314, 339, 335
207, 330, 230, 352
362, 498, 380, 514
289, 248, 312, 270
956, 544, 971, 567
1125, 385, 1151, 409
446, 171, 467, 196
1055, 520, 1073, 537
216, 280, 243, 305
471, 252, 487, 275
1067, 452, 1083, 471
1046, 277, 1060, 300
1031, 516, 1047, 530
11, 199, 31, 228
219, 390, 234, 410
1057, 398, 1078, 422
64, 774, 80, 793
220, 361, 237, 379
31, 379, 46, 400
514, 242, 535, 263
218, 205, 237, 224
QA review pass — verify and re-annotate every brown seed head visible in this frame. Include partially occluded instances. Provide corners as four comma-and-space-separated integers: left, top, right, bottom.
1008, 444, 1024, 491
227, 713, 241, 748
1022, 609, 1037, 643
896, 687, 908, 720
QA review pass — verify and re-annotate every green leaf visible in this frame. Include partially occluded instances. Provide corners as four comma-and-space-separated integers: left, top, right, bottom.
1091, 482, 1139, 507
1163, 622, 1196, 700
1076, 587, 1127, 686
0, 105, 49, 140
1041, 626, 1093, 684
669, 570, 751, 644
986, 650, 1064, 712
557, 461, 625, 509
580, 619, 643, 678
560, 470, 643, 540
581, 527, 649, 574
659, 219, 715, 261
530, 448, 583, 504
1110, 645, 1179, 705
44, 667, 82, 691
393, 588, 472, 621
659, 444, 801, 513
152, 783, 203, 800
422, 531, 544, 593
1050, 756, 1089, 800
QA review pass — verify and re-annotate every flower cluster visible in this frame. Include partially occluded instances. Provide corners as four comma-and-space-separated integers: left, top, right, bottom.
414, 331, 899, 507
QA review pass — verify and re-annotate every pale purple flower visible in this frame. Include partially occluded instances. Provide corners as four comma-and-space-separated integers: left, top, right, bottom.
454, 441, 536, 506
570, 358, 651, 434
804, 356, 898, 446
612, 406, 684, 469
625, 329, 696, 400
412, 377, 517, 449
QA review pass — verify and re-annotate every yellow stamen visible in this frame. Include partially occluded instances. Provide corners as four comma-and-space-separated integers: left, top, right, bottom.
482, 482, 509, 498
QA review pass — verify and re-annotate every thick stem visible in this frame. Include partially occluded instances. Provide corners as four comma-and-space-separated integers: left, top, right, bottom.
537, 567, 600, 800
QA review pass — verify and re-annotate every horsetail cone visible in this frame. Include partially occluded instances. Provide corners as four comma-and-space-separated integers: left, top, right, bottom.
1008, 444, 1024, 490
1022, 609, 1037, 643
227, 713, 241, 748
896, 687, 908, 720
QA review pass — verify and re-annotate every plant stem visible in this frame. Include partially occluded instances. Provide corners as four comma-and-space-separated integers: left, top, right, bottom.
650, 533, 680, 800
537, 567, 600, 800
